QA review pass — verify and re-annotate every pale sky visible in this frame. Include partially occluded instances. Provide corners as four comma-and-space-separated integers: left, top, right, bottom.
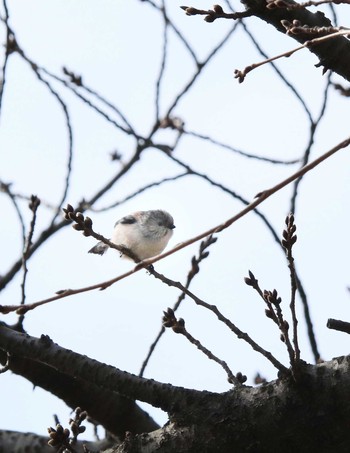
0, 0, 349, 440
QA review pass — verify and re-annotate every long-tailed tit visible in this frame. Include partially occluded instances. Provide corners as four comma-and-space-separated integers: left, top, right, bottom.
88, 209, 175, 261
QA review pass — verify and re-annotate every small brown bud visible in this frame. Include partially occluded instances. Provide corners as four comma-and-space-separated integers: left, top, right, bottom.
84, 217, 93, 229
244, 277, 253, 286
182, 6, 197, 15
235, 372, 247, 383
204, 14, 215, 22
213, 4, 223, 13
265, 309, 273, 319
173, 318, 185, 334
29, 195, 40, 211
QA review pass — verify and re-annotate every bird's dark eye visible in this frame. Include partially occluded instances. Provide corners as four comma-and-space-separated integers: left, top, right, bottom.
119, 215, 137, 225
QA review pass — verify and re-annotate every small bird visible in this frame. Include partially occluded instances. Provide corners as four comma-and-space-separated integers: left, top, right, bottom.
88, 209, 175, 261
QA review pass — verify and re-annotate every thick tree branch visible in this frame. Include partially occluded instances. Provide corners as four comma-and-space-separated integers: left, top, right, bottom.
85, 356, 350, 452
0, 430, 114, 453
183, 1, 350, 81
241, 0, 350, 81
0, 348, 158, 437
327, 318, 350, 334
0, 324, 211, 418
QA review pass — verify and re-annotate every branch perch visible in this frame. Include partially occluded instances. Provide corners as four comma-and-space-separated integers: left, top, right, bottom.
0, 135, 348, 315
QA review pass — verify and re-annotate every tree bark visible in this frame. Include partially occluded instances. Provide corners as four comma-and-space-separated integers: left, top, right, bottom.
1, 324, 350, 452
244, 0, 350, 82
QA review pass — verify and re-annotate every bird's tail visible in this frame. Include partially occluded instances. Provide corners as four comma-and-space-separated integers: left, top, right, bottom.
88, 241, 109, 255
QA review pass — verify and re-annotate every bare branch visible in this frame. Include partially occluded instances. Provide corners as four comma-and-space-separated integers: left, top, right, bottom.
235, 29, 350, 83
0, 323, 213, 415
1, 134, 348, 316
20, 195, 40, 309
180, 4, 252, 22
327, 319, 350, 335
91, 172, 189, 213
162, 307, 243, 385
149, 267, 289, 375
282, 213, 300, 364
139, 235, 217, 377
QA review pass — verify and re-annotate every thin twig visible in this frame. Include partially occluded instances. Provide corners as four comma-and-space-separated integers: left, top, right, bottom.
0, 183, 56, 210
139, 235, 217, 377
151, 269, 288, 374
290, 72, 332, 213
182, 128, 301, 165
268, 0, 350, 9
0, 146, 144, 292
0, 0, 11, 115
91, 172, 188, 213
282, 214, 300, 364
1, 135, 348, 315
165, 22, 238, 117
181, 5, 252, 22
62, 67, 136, 135
0, 181, 26, 245
327, 318, 350, 335
234, 29, 350, 83
162, 307, 242, 385
20, 196, 40, 307
295, 272, 320, 362
236, 17, 314, 124
245, 273, 295, 367
13, 40, 74, 224
155, 0, 168, 123
48, 67, 139, 138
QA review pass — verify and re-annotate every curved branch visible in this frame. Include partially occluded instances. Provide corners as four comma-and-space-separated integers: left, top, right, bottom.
2, 349, 158, 436
0, 324, 207, 415
1, 134, 348, 315
241, 0, 350, 81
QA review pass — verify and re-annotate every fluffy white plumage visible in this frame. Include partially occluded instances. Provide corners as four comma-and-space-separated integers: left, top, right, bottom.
88, 209, 175, 261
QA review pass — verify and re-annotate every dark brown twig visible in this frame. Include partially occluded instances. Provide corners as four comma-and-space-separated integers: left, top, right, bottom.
19, 195, 41, 311
180, 5, 252, 22
0, 136, 348, 316
149, 268, 289, 375
91, 172, 189, 213
162, 307, 243, 385
0, 0, 12, 115
139, 235, 217, 377
327, 319, 350, 335
244, 215, 302, 372
245, 273, 295, 367
182, 128, 301, 165
0, 181, 25, 244
282, 214, 300, 363
234, 29, 350, 83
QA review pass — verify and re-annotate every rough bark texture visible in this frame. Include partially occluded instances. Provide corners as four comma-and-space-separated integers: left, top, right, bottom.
0, 430, 114, 453
107, 356, 350, 452
1, 323, 350, 452
242, 0, 350, 82
5, 353, 159, 436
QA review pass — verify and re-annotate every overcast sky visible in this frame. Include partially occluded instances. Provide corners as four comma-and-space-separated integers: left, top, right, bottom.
0, 0, 349, 441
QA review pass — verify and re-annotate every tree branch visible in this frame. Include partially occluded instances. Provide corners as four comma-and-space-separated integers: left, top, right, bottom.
0, 324, 210, 417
